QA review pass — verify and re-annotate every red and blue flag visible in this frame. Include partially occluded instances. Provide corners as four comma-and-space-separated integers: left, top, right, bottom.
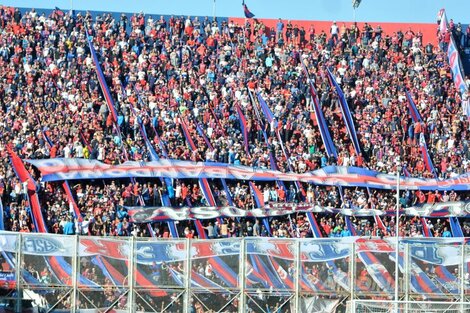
242, 0, 255, 18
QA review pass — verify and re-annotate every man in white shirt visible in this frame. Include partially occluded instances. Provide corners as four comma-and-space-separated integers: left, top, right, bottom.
330, 21, 339, 44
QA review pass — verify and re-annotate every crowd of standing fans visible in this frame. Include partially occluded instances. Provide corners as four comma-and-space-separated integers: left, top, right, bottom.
0, 6, 469, 240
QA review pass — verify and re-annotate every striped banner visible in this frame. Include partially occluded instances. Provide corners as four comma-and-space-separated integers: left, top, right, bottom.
344, 216, 357, 236
326, 68, 361, 155
86, 34, 118, 123
7, 146, 47, 233
306, 212, 322, 238
405, 91, 423, 123
92, 255, 126, 287
407, 91, 436, 175
301, 59, 338, 158
194, 219, 207, 239
130, 86, 179, 237
235, 104, 251, 157
421, 218, 433, 237
256, 92, 306, 198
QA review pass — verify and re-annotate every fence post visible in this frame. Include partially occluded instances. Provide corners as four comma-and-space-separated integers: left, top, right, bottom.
71, 234, 79, 313
239, 238, 246, 313
349, 241, 355, 301
404, 243, 409, 311
294, 239, 301, 313
183, 238, 191, 313
128, 236, 135, 313
461, 243, 465, 311
15, 233, 22, 313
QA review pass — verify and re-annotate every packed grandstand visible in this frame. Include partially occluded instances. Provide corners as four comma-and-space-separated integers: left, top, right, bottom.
0, 3, 470, 313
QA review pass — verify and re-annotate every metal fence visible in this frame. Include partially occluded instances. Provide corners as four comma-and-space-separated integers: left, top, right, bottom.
0, 232, 469, 312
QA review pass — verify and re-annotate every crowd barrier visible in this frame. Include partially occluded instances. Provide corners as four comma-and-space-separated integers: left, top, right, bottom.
0, 232, 469, 312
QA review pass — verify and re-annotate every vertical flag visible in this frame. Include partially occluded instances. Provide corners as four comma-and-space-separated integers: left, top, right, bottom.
180, 118, 221, 222
131, 85, 178, 237
246, 91, 286, 193
62, 182, 83, 223
256, 92, 306, 198
357, 252, 394, 293
374, 215, 387, 234
242, 0, 255, 18
250, 254, 283, 289
151, 117, 168, 158
249, 182, 264, 207
199, 179, 217, 207
7, 145, 47, 233
326, 68, 361, 155
0, 198, 4, 231
54, 7, 65, 16
86, 34, 119, 123
167, 222, 179, 238
256, 92, 276, 127
421, 218, 433, 237
249, 182, 271, 235
306, 212, 322, 238
405, 91, 423, 123
419, 133, 436, 176
449, 217, 463, 237
220, 179, 234, 206
195, 123, 214, 151
438, 9, 447, 34
235, 104, 251, 157
193, 119, 235, 207
344, 216, 357, 236
194, 220, 207, 239
301, 58, 338, 158
180, 119, 198, 151
406, 91, 436, 176
352, 0, 362, 9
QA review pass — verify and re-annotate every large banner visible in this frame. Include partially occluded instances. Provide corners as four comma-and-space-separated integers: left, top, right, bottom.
127, 201, 470, 222
25, 158, 470, 191
2, 233, 468, 265
2, 233, 469, 297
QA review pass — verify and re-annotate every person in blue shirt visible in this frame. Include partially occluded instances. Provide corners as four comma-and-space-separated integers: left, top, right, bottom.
341, 226, 351, 237
63, 216, 75, 235
442, 227, 452, 237
329, 229, 342, 237
276, 18, 284, 41
265, 55, 273, 68
321, 153, 328, 167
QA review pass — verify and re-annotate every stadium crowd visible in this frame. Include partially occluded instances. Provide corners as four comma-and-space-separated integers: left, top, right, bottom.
0, 5, 469, 242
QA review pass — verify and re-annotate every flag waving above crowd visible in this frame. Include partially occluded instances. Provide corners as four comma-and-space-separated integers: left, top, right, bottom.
242, 0, 255, 18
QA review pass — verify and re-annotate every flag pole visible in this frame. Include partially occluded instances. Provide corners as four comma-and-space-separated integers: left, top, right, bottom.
395, 158, 401, 308
212, 0, 216, 21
